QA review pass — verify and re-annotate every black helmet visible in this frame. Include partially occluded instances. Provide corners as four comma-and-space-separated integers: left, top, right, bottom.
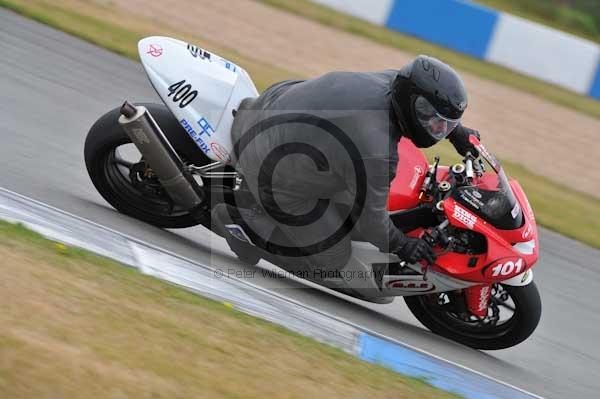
391, 55, 468, 148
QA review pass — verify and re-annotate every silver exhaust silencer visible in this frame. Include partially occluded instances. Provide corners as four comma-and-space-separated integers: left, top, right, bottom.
118, 101, 204, 210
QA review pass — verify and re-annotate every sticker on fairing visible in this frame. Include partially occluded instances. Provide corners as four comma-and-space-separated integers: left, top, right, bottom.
409, 165, 425, 190
453, 204, 477, 229
180, 118, 210, 155
225, 224, 254, 245
187, 43, 238, 72
386, 279, 435, 292
482, 257, 527, 280
511, 202, 521, 219
210, 142, 231, 163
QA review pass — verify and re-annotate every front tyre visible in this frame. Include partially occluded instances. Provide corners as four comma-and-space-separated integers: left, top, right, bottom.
404, 282, 541, 350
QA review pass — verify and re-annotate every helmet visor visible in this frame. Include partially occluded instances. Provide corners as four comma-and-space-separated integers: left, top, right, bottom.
414, 96, 461, 140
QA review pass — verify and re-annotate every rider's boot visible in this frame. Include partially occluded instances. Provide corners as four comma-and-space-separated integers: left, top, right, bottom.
211, 203, 263, 265
321, 261, 395, 304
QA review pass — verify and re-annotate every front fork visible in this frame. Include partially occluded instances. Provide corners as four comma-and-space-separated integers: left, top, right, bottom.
456, 268, 533, 318
464, 284, 492, 318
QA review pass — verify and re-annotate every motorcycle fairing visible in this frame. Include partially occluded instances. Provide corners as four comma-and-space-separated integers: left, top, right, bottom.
138, 36, 258, 164
330, 241, 477, 298
386, 137, 538, 287
387, 138, 430, 211
434, 174, 538, 284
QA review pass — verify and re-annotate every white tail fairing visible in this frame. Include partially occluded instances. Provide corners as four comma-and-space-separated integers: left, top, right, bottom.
138, 36, 259, 164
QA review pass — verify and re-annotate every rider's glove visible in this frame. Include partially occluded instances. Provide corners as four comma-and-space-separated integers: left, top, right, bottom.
395, 237, 436, 264
448, 125, 480, 157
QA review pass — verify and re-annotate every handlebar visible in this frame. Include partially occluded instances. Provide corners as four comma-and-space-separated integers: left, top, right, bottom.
396, 220, 451, 280
424, 219, 450, 247
465, 152, 474, 180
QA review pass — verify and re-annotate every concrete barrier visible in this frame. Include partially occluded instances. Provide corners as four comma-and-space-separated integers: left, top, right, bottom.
310, 0, 600, 99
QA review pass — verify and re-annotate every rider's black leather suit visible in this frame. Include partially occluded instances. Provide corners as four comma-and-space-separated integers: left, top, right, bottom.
229, 70, 473, 273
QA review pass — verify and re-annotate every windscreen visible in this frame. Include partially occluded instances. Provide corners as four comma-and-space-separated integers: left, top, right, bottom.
453, 142, 523, 230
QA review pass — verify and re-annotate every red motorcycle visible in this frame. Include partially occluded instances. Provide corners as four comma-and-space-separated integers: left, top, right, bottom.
84, 37, 541, 350
384, 135, 541, 350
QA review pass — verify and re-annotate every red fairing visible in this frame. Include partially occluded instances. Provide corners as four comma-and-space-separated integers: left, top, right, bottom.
385, 135, 538, 284
387, 138, 429, 211
435, 178, 538, 284
384, 135, 538, 321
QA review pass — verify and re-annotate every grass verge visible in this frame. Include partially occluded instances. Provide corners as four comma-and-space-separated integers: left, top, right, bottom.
0, 220, 460, 398
1, 0, 599, 249
475, 0, 600, 45
259, 0, 600, 120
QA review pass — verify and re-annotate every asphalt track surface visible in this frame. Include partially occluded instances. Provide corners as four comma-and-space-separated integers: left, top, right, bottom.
1, 9, 599, 398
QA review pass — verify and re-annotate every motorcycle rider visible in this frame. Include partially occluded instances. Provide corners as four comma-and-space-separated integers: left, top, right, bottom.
211, 55, 480, 280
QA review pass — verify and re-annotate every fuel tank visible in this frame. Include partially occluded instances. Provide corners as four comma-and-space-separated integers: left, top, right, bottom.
387, 138, 430, 212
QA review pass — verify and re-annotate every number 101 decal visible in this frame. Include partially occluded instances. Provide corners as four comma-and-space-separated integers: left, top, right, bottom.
167, 79, 198, 108
483, 257, 527, 280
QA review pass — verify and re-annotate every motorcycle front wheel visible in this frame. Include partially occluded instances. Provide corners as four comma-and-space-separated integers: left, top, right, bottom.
404, 281, 541, 350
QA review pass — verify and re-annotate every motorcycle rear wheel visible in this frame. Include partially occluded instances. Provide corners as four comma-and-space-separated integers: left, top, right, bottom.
404, 281, 541, 350
84, 103, 212, 228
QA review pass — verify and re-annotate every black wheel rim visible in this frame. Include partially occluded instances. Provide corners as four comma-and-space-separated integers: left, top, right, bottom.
417, 284, 519, 340
101, 143, 190, 218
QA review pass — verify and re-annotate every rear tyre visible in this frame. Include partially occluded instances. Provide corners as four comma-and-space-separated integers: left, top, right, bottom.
404, 281, 541, 350
84, 103, 212, 228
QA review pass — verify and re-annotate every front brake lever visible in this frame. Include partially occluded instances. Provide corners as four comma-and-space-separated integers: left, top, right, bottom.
424, 219, 450, 246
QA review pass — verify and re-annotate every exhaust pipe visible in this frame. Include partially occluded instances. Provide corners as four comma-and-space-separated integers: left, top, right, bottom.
118, 101, 205, 210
